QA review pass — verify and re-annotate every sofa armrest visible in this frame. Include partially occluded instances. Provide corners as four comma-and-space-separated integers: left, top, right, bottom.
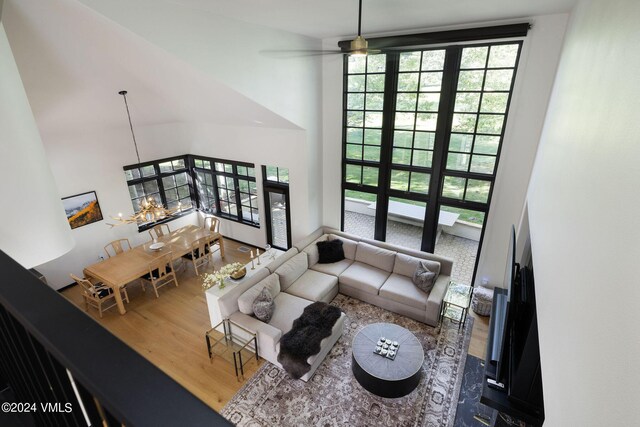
293, 227, 325, 252
228, 311, 283, 358
425, 275, 450, 318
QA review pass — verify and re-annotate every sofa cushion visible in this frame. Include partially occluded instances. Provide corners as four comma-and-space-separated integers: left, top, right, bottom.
310, 258, 353, 277
286, 270, 338, 302
317, 239, 345, 264
253, 288, 275, 323
268, 292, 312, 333
266, 247, 299, 274
363, 237, 453, 276
379, 273, 428, 311
274, 252, 309, 291
393, 253, 440, 278
355, 242, 396, 272
302, 235, 329, 267
329, 235, 358, 260
237, 273, 281, 315
339, 261, 391, 296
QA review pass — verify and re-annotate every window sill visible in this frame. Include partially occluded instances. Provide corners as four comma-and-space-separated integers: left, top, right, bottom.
136, 209, 196, 233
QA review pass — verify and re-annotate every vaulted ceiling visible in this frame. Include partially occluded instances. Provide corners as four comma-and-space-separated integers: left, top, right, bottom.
167, 0, 578, 39
1, 0, 578, 137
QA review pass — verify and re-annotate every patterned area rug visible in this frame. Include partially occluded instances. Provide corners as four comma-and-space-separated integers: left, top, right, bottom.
222, 294, 474, 427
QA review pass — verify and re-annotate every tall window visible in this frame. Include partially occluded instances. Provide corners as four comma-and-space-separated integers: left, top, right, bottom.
192, 157, 260, 227
342, 41, 522, 283
124, 156, 194, 230
193, 158, 216, 214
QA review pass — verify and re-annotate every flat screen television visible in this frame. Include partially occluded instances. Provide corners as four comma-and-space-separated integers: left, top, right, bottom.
484, 225, 544, 424
490, 225, 519, 383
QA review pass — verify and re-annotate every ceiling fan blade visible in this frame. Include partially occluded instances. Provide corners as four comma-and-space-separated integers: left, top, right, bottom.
260, 49, 344, 58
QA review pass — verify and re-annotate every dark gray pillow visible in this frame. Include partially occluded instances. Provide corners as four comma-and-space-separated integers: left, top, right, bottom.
253, 287, 275, 323
413, 261, 438, 293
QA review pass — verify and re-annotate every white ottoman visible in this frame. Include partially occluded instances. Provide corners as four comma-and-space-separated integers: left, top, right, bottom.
471, 286, 494, 317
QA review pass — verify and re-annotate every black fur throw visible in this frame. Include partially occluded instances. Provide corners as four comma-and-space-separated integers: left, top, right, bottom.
277, 302, 342, 379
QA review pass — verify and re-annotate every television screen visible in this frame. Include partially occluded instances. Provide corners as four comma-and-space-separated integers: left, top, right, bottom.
495, 225, 518, 382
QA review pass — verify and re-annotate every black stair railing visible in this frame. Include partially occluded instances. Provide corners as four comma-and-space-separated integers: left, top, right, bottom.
0, 249, 231, 427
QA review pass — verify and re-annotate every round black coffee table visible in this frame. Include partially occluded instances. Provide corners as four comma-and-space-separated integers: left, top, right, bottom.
352, 323, 424, 398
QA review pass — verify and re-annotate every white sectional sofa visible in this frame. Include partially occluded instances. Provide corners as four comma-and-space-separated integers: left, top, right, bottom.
216, 226, 453, 381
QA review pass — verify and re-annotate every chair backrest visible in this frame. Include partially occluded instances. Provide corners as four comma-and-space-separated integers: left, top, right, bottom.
149, 224, 170, 240
148, 252, 174, 280
104, 239, 132, 258
70, 273, 96, 297
203, 216, 220, 234
191, 237, 210, 261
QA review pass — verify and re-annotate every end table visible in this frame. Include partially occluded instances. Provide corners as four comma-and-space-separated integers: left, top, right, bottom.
205, 319, 259, 381
439, 281, 473, 331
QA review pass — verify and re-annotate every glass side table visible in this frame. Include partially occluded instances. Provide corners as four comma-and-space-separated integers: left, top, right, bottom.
205, 319, 258, 381
439, 281, 473, 331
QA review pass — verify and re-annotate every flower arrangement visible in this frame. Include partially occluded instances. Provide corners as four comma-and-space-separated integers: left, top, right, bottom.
202, 262, 245, 290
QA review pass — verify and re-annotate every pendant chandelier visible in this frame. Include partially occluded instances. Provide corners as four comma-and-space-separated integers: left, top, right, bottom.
107, 90, 175, 227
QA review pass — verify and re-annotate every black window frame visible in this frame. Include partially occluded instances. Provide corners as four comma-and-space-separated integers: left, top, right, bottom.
123, 155, 195, 232
190, 156, 260, 228
340, 25, 528, 285
262, 165, 292, 250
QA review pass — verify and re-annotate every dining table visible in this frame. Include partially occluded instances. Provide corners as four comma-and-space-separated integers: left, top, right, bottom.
84, 224, 220, 315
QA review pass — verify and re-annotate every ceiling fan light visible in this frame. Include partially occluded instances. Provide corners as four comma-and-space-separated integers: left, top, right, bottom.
350, 35, 368, 56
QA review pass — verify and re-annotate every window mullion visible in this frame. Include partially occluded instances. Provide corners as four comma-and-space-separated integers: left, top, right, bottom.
421, 46, 461, 252
374, 53, 400, 242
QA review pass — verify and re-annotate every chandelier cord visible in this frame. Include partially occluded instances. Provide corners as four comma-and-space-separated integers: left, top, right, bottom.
119, 90, 141, 165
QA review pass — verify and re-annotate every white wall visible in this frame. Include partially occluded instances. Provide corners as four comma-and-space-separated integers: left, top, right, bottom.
322, 15, 569, 287
475, 14, 568, 287
34, 124, 198, 290
187, 123, 314, 246
0, 23, 74, 269
528, 0, 640, 425
35, 120, 316, 290
77, 0, 325, 234
2, 0, 326, 288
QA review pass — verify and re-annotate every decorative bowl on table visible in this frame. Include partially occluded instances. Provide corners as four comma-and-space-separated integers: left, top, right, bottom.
230, 267, 247, 280
149, 242, 165, 251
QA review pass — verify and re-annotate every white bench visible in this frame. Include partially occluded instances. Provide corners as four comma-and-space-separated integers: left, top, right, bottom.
367, 201, 459, 242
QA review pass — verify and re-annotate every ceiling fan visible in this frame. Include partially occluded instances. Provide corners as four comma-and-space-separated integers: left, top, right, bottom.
261, 0, 382, 58
344, 0, 381, 56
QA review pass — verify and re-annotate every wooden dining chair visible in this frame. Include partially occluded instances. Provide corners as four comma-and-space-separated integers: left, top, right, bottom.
182, 236, 211, 275
104, 238, 132, 258
203, 216, 220, 233
70, 273, 129, 318
141, 252, 178, 298
203, 216, 225, 258
149, 223, 170, 241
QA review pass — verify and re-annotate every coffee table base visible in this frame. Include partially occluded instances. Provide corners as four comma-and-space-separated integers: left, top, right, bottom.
352, 353, 422, 398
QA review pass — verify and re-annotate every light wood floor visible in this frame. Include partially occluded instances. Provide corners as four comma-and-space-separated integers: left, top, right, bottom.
61, 240, 489, 412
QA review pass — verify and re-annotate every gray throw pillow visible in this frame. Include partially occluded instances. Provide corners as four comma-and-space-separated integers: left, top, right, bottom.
413, 261, 438, 293
253, 288, 275, 323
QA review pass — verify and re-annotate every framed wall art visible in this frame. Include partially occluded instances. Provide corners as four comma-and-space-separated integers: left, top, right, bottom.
62, 191, 104, 229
